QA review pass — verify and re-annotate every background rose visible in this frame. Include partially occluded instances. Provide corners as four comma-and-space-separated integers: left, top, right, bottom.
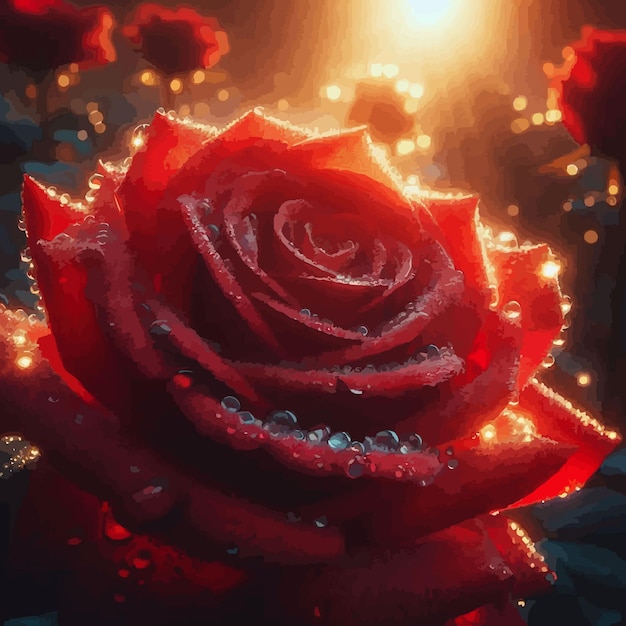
0, 110, 620, 624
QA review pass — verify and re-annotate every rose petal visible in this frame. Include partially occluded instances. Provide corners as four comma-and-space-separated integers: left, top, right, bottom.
22, 176, 87, 243
510, 379, 622, 506
0, 312, 345, 565
348, 437, 575, 546
488, 244, 564, 388
270, 520, 516, 626
32, 222, 132, 413
180, 196, 286, 356
118, 111, 215, 278
420, 194, 491, 300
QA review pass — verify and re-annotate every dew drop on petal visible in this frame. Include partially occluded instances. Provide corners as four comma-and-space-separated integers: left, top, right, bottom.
447, 458, 459, 470
349, 441, 366, 454
237, 410, 255, 424
266, 410, 298, 428
426, 344, 440, 357
300, 308, 311, 316
314, 516, 328, 528
327, 432, 351, 450
149, 320, 171, 336
221, 396, 241, 412
374, 430, 400, 451
355, 325, 369, 336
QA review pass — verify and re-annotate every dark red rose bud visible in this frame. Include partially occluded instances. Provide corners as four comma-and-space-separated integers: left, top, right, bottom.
0, 0, 116, 74
123, 3, 229, 77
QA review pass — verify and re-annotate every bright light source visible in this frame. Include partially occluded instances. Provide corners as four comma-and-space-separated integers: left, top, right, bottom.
407, 0, 454, 26
396, 139, 415, 155
169, 78, 183, 94
325, 85, 342, 101
566, 163, 579, 176
416, 134, 431, 149
409, 83, 424, 98
576, 372, 591, 387
512, 96, 527, 111
540, 260, 561, 280
382, 64, 399, 78
584, 230, 599, 244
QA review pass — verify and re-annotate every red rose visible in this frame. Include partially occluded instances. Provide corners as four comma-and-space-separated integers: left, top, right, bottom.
0, 110, 620, 624
0, 0, 116, 74
555, 26, 626, 161
123, 3, 229, 77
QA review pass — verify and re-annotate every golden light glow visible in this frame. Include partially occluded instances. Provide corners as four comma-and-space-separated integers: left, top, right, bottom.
277, 99, 289, 111
217, 89, 230, 102
608, 183, 620, 195
169, 78, 183, 94
396, 139, 415, 155
479, 423, 497, 443
94, 123, 106, 134
409, 83, 424, 98
325, 85, 342, 101
416, 134, 431, 149
395, 78, 410, 93
584, 195, 595, 207
382, 63, 399, 78
542, 62, 555, 77
560, 296, 572, 315
140, 70, 156, 86
77, 130, 88, 141
562, 200, 573, 212
566, 163, 579, 176
545, 109, 562, 123
89, 110, 104, 125
406, 0, 455, 27
512, 96, 527, 111
576, 372, 591, 387
507, 204, 519, 216
531, 112, 544, 125
131, 135, 144, 148
584, 230, 599, 244
191, 70, 205, 84
404, 99, 419, 114
497, 231, 517, 246
86, 101, 98, 113
562, 46, 575, 60
57, 73, 70, 88
369, 63, 383, 77
12, 331, 27, 347
511, 118, 529, 134
540, 260, 560, 280
15, 354, 33, 369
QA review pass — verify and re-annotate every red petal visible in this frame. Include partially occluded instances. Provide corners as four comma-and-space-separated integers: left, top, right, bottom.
272, 520, 516, 626
22, 176, 87, 243
511, 379, 622, 506
488, 244, 564, 388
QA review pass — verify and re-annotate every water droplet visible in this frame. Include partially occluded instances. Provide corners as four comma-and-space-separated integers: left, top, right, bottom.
226, 544, 239, 556
292, 429, 306, 440
299, 308, 311, 316
207, 224, 220, 241
541, 354, 555, 369
307, 426, 330, 443
426, 344, 439, 357
503, 301, 522, 321
349, 441, 365, 454
237, 410, 255, 424
286, 511, 301, 523
355, 325, 368, 336
404, 433, 423, 451
221, 396, 241, 412
445, 446, 454, 456
447, 458, 459, 470
328, 432, 351, 450
48, 396, 59, 403
20, 248, 32, 263
173, 370, 194, 389
88, 173, 104, 189
149, 320, 171, 336
198, 200, 213, 215
132, 551, 152, 570
374, 430, 400, 451
344, 458, 364, 480
266, 410, 298, 429
314, 516, 328, 528
129, 465, 140, 473
75, 414, 84, 424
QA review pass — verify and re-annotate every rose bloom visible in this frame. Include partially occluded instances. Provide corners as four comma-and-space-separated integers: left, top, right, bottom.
554, 26, 626, 162
123, 3, 229, 77
0, 110, 621, 625
0, 0, 115, 74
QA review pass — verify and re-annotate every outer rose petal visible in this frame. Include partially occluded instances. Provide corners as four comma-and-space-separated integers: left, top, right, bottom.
22, 176, 88, 243
420, 194, 491, 300
488, 244, 564, 388
510, 380, 621, 506
0, 310, 346, 565
270, 520, 517, 626
118, 112, 215, 279
290, 127, 409, 206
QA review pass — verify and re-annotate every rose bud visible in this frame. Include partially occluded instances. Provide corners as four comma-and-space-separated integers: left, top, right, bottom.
0, 109, 620, 624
